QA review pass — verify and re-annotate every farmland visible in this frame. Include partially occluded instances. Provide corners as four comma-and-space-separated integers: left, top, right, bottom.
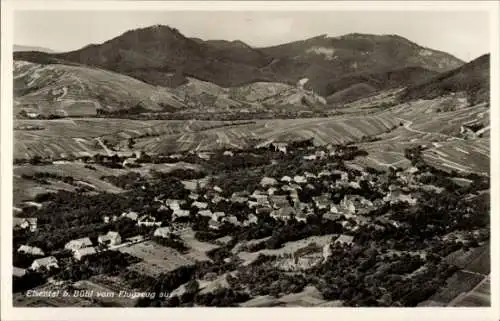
117, 236, 218, 278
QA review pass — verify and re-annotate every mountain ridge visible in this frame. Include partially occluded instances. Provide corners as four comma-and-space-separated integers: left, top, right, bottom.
14, 24, 464, 98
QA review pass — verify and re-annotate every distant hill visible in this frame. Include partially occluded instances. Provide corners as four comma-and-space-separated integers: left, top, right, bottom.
14, 44, 56, 53
400, 54, 490, 105
13, 60, 186, 117
13, 60, 327, 118
14, 25, 464, 98
326, 66, 439, 104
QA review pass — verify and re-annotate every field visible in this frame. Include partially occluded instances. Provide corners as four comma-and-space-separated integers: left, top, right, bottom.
13, 113, 399, 159
427, 270, 485, 304
118, 235, 219, 278
449, 275, 490, 307
236, 234, 336, 266
240, 286, 343, 307
13, 162, 199, 206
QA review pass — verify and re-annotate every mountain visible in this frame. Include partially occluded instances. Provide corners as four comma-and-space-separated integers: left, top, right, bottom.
14, 25, 464, 98
400, 54, 490, 105
259, 33, 463, 95
14, 44, 56, 53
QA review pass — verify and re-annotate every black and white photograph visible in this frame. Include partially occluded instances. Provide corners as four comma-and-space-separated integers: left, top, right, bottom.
1, 0, 499, 318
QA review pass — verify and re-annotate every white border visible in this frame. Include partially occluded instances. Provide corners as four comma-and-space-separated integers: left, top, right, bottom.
1, 1, 499, 321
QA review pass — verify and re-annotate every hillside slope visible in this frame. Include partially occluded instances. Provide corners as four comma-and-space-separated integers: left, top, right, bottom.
400, 54, 490, 105
14, 60, 186, 117
13, 61, 328, 117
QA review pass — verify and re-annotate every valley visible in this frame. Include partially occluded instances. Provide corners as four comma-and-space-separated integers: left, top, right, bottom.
11, 23, 491, 309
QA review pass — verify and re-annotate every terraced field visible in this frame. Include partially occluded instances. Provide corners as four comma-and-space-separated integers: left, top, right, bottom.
14, 61, 186, 116
14, 114, 398, 159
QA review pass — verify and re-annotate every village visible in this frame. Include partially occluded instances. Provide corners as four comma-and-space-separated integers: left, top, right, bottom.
12, 139, 490, 307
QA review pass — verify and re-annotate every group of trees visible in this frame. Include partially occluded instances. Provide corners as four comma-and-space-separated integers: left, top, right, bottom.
56, 251, 141, 282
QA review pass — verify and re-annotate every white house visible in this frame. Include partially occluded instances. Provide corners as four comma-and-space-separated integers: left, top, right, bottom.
98, 231, 122, 246
65, 237, 93, 251
198, 210, 213, 218
17, 245, 44, 256
121, 211, 139, 221
137, 215, 161, 227
31, 256, 59, 271
74, 247, 97, 261
192, 201, 208, 209
13, 267, 27, 278
154, 226, 173, 238
260, 177, 278, 188
13, 217, 38, 232
293, 175, 307, 184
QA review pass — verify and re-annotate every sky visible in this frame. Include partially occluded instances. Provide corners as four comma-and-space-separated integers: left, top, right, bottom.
14, 10, 490, 61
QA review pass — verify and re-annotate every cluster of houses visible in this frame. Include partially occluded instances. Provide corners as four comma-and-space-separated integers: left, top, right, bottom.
14, 231, 124, 275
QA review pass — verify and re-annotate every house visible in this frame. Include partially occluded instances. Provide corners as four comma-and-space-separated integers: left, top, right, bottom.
281, 176, 292, 183
271, 206, 296, 221
154, 226, 173, 238
192, 201, 208, 209
208, 219, 221, 230
335, 234, 354, 246
255, 205, 272, 216
267, 187, 279, 195
121, 211, 139, 221
312, 194, 331, 210
173, 208, 190, 219
122, 158, 138, 168
295, 212, 308, 223
244, 214, 259, 226
304, 172, 317, 179
383, 190, 417, 206
260, 177, 278, 188
318, 170, 332, 178
323, 213, 342, 221
303, 155, 317, 161
166, 199, 183, 211
270, 195, 290, 209
13, 267, 27, 278
211, 195, 225, 204
315, 150, 327, 159
13, 217, 37, 232
98, 231, 122, 246
198, 210, 213, 218
74, 247, 97, 261
65, 237, 93, 251
212, 211, 225, 221
349, 181, 361, 189
230, 195, 248, 204
188, 193, 200, 201
272, 142, 288, 154
31, 256, 59, 271
103, 215, 119, 223
223, 215, 241, 226
18, 245, 44, 256
252, 194, 271, 207
293, 175, 307, 184
137, 215, 161, 227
